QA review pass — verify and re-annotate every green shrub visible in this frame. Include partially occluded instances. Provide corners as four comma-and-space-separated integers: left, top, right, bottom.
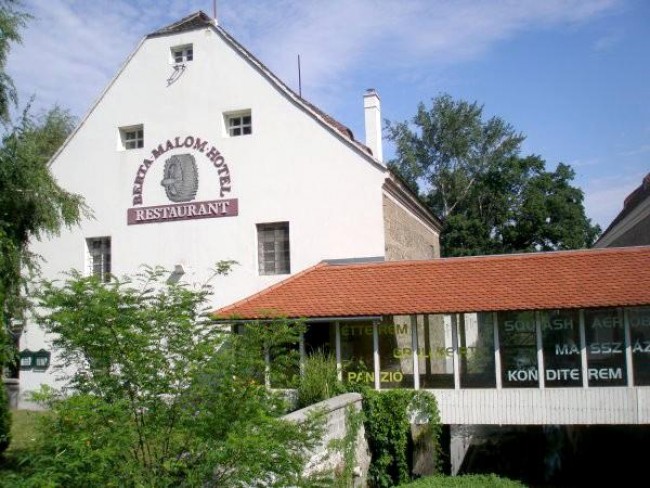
1, 268, 323, 487
397, 474, 527, 487
362, 390, 441, 488
297, 350, 345, 408
0, 383, 10, 454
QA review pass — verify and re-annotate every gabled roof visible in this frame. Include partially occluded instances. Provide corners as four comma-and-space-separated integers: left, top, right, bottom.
597, 172, 650, 244
145, 11, 373, 159
214, 246, 650, 319
147, 11, 214, 38
47, 11, 438, 231
211, 21, 376, 159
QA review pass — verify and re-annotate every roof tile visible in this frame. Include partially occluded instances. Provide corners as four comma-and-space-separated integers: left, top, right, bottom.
214, 247, 650, 319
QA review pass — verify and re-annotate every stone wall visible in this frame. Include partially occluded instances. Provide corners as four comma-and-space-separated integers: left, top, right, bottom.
283, 392, 370, 486
383, 194, 440, 261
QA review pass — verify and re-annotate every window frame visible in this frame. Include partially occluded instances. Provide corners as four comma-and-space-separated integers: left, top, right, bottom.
257, 222, 290, 275
224, 111, 252, 137
86, 237, 111, 282
119, 125, 144, 150
171, 44, 193, 64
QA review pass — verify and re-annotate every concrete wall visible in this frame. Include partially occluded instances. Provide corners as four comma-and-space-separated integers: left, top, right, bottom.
383, 194, 440, 261
283, 393, 370, 485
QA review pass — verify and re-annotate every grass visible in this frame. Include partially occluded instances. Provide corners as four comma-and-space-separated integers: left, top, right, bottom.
6, 410, 47, 453
0, 410, 48, 481
397, 474, 527, 487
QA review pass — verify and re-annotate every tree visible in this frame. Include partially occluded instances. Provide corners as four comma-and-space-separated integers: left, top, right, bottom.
5, 267, 322, 487
0, 108, 83, 465
0, 0, 82, 357
386, 94, 600, 256
0, 0, 29, 124
0, 1, 85, 455
0, 107, 85, 365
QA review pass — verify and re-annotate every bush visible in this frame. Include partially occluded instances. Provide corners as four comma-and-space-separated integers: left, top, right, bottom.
297, 350, 345, 408
0, 383, 10, 454
397, 474, 527, 487
362, 390, 441, 488
3, 268, 323, 487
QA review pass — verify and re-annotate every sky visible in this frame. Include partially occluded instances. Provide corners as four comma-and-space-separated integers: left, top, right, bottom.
7, 0, 650, 229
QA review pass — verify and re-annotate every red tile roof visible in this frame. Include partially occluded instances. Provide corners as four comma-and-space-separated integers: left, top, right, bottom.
214, 246, 650, 320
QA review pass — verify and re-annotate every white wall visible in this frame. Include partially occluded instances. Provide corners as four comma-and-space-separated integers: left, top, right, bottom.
431, 387, 650, 425
20, 25, 388, 401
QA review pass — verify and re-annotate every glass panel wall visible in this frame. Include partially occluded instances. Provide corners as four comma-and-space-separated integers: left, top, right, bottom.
457, 312, 496, 388
339, 321, 375, 386
628, 307, 650, 386
294, 305, 650, 391
418, 314, 454, 388
498, 311, 539, 387
540, 309, 582, 387
378, 316, 415, 388
304, 322, 336, 356
584, 308, 626, 387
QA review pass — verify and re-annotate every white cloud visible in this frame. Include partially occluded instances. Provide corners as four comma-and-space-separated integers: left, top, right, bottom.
7, 0, 621, 116
7, 0, 191, 115
593, 32, 622, 51
582, 171, 645, 228
621, 144, 650, 157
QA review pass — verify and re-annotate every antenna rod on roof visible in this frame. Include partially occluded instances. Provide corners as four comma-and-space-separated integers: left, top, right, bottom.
213, 0, 218, 23
298, 54, 302, 98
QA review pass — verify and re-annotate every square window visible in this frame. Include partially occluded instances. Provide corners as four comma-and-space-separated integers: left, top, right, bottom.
86, 237, 111, 282
225, 111, 252, 137
257, 223, 290, 275
171, 44, 193, 64
119, 125, 144, 150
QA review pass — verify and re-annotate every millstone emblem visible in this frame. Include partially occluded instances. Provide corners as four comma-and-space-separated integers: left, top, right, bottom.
160, 154, 199, 202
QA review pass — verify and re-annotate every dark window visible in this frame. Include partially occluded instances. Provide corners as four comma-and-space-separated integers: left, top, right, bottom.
629, 307, 650, 385
498, 311, 539, 388
227, 112, 252, 136
340, 321, 375, 386
121, 126, 143, 149
541, 309, 582, 387
172, 44, 193, 63
87, 237, 111, 282
585, 308, 627, 387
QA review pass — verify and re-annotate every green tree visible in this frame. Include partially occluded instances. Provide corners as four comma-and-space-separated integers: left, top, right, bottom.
0, 107, 85, 364
5, 267, 322, 487
0, 0, 30, 456
0, 104, 84, 457
387, 94, 600, 257
0, 0, 85, 455
0, 0, 29, 124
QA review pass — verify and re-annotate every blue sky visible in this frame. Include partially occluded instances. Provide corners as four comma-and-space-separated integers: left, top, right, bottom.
7, 0, 649, 229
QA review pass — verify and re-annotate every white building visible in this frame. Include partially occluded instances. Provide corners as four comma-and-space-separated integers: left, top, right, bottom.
16, 11, 441, 404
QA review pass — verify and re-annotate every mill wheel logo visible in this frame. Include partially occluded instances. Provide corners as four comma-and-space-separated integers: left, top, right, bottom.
160, 154, 199, 202
127, 134, 238, 225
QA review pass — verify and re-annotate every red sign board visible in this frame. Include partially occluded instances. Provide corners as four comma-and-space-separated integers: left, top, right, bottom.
127, 199, 238, 225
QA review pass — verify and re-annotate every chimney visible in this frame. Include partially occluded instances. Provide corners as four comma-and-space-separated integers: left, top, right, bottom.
363, 88, 383, 162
